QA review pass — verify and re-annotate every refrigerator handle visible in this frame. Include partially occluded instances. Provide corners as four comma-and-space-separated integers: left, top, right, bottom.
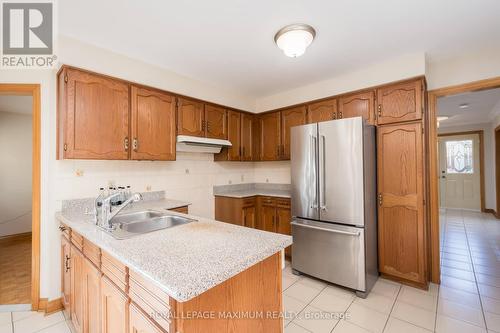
310, 135, 318, 209
320, 135, 327, 211
291, 221, 360, 236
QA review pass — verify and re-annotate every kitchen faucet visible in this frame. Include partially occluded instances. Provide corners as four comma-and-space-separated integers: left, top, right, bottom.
97, 192, 143, 230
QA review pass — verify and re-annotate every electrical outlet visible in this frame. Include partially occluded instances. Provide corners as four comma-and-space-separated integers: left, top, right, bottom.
108, 180, 116, 187
146, 185, 152, 191
185, 168, 190, 174
266, 178, 269, 183
241, 175, 244, 182
228, 180, 232, 184
75, 169, 84, 177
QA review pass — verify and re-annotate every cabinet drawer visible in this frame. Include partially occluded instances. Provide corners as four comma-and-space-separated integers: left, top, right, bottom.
102, 251, 128, 293
129, 270, 172, 332
71, 231, 84, 251
260, 196, 276, 207
276, 198, 291, 208
83, 238, 101, 269
242, 197, 256, 207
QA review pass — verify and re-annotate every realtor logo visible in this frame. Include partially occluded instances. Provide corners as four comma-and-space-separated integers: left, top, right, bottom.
1, 1, 56, 68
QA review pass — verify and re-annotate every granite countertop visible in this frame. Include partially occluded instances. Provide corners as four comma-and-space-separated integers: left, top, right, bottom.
213, 183, 291, 198
56, 195, 292, 303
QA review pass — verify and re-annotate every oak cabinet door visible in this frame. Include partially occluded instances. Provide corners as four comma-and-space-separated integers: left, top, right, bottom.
251, 115, 261, 161
276, 206, 292, 257
260, 198, 277, 232
71, 246, 85, 333
338, 91, 375, 125
130, 86, 176, 161
129, 303, 164, 333
281, 106, 307, 160
177, 98, 204, 137
377, 122, 426, 285
64, 68, 130, 160
227, 110, 241, 161
259, 112, 281, 161
376, 80, 423, 125
307, 99, 337, 123
205, 105, 227, 139
83, 258, 101, 333
101, 276, 128, 333
241, 113, 253, 161
61, 236, 71, 318
243, 206, 256, 229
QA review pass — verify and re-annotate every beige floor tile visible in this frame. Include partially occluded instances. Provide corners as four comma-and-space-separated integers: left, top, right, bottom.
435, 314, 487, 333
384, 317, 432, 333
13, 311, 64, 333
482, 296, 500, 315
284, 274, 301, 290
479, 284, 500, 300
310, 287, 353, 313
397, 286, 437, 311
474, 264, 500, 277
353, 292, 395, 314
285, 280, 324, 304
344, 303, 388, 333
441, 259, 473, 271
286, 322, 311, 333
477, 273, 500, 288
441, 247, 470, 256
371, 279, 400, 299
37, 321, 72, 333
439, 285, 482, 309
11, 311, 35, 322
292, 305, 339, 333
333, 320, 370, 333
0, 322, 12, 333
441, 275, 478, 294
0, 314, 10, 327
485, 311, 500, 333
298, 276, 328, 291
441, 266, 476, 281
283, 295, 308, 324
438, 298, 485, 327
391, 300, 435, 331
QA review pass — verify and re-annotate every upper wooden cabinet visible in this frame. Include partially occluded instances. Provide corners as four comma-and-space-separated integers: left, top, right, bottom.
376, 79, 423, 125
377, 121, 426, 286
307, 99, 337, 123
251, 115, 261, 161
260, 112, 281, 161
131, 86, 176, 161
205, 105, 227, 139
241, 113, 253, 161
338, 91, 376, 125
58, 68, 130, 160
176, 97, 204, 137
281, 106, 307, 159
226, 110, 241, 161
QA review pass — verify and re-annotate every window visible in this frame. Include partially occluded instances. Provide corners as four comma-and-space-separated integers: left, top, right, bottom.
446, 140, 473, 174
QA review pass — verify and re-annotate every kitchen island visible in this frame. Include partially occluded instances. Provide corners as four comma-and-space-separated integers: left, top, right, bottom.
57, 195, 292, 333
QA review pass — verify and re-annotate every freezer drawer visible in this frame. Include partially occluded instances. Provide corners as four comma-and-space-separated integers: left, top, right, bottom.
291, 218, 366, 291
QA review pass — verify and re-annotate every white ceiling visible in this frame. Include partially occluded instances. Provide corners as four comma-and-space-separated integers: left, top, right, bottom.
59, 0, 500, 98
437, 88, 500, 127
0, 96, 32, 115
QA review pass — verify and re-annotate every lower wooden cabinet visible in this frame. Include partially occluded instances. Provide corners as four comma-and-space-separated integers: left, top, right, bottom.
377, 121, 426, 287
70, 245, 85, 333
61, 235, 71, 318
101, 276, 128, 333
83, 258, 101, 333
242, 205, 256, 228
129, 303, 164, 333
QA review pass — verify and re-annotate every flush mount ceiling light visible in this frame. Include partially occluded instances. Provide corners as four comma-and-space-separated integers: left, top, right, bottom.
459, 103, 469, 109
274, 24, 316, 58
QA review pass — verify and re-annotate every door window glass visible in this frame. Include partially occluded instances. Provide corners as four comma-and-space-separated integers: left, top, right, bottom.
446, 140, 473, 174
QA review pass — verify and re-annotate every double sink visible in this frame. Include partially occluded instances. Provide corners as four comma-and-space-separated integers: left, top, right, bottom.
105, 210, 196, 239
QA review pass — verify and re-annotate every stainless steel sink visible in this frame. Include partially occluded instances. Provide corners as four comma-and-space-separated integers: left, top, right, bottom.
104, 210, 195, 239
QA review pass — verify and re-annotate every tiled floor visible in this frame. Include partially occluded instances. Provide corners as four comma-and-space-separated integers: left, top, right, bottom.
283, 208, 500, 333
1, 208, 498, 333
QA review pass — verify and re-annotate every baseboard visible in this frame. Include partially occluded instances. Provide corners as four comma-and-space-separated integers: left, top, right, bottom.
38, 297, 63, 314
484, 209, 499, 218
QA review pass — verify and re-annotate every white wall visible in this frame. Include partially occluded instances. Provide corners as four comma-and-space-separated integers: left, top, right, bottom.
255, 53, 426, 112
0, 111, 32, 236
438, 123, 495, 210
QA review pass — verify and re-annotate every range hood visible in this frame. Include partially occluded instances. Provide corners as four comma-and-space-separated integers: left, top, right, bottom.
176, 135, 232, 153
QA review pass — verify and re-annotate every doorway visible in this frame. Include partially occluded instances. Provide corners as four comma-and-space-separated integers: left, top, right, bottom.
438, 132, 483, 211
0, 84, 40, 311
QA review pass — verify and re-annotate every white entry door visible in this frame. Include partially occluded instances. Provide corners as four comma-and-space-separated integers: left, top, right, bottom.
438, 134, 481, 210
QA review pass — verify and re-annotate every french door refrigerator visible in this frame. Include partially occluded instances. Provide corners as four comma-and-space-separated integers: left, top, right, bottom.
290, 117, 378, 298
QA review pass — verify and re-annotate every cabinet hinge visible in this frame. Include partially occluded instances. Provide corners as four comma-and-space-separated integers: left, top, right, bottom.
63, 143, 67, 151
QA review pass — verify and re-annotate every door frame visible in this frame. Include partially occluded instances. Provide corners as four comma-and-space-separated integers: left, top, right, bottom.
496, 125, 500, 217
0, 84, 41, 310
428, 76, 500, 284
437, 130, 485, 212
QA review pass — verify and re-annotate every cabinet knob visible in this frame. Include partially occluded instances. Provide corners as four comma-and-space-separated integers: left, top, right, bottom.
377, 105, 382, 117
65, 255, 70, 272
339, 111, 343, 119
132, 138, 138, 152
378, 193, 383, 206
124, 137, 129, 151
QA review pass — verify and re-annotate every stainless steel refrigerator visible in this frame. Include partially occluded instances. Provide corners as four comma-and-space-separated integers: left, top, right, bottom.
290, 117, 378, 298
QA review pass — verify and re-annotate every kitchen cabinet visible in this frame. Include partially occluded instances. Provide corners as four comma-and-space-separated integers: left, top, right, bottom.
241, 113, 253, 161
129, 303, 163, 333
177, 97, 205, 137
259, 112, 281, 161
227, 110, 242, 161
338, 91, 375, 125
58, 67, 130, 160
252, 115, 261, 161
281, 106, 307, 160
101, 276, 128, 333
377, 121, 426, 286
71, 245, 85, 333
307, 99, 337, 123
259, 197, 277, 232
83, 258, 101, 333
205, 105, 227, 139
61, 235, 71, 318
376, 79, 423, 125
130, 86, 176, 160
243, 206, 256, 228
